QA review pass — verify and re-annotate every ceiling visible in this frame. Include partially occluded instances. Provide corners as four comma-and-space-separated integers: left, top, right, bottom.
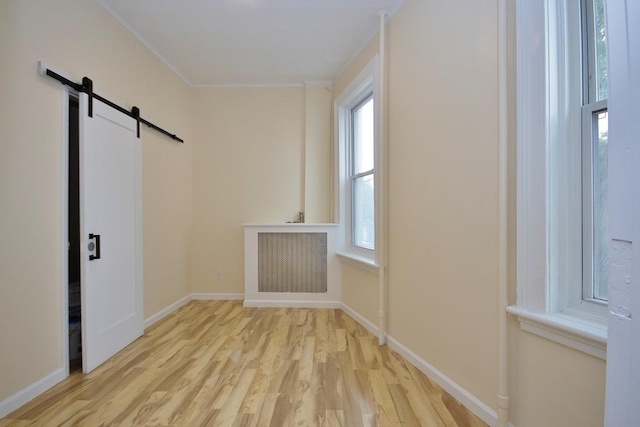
98, 0, 404, 87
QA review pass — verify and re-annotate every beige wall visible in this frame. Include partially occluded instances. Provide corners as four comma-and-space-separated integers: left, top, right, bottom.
304, 84, 332, 224
334, 0, 607, 425
341, 265, 379, 326
386, 0, 499, 408
333, 35, 380, 100
190, 87, 306, 294
508, 319, 606, 427
0, 0, 192, 402
333, 36, 382, 327
189, 84, 334, 294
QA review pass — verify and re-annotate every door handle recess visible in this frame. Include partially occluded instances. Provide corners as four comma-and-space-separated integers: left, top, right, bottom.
89, 233, 101, 261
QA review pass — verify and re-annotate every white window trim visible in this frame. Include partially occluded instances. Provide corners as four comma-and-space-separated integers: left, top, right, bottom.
509, 0, 607, 359
581, 100, 608, 303
334, 56, 381, 272
336, 251, 379, 274
581, 0, 610, 305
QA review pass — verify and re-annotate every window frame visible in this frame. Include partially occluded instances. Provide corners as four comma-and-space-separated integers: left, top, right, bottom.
508, 0, 607, 359
581, 0, 609, 304
349, 94, 375, 251
334, 56, 380, 269
581, 100, 608, 304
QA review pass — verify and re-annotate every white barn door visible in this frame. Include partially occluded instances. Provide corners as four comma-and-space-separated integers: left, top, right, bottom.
604, 1, 640, 425
79, 93, 143, 373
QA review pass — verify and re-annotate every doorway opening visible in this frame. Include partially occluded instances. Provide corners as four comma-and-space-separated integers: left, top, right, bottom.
68, 95, 82, 372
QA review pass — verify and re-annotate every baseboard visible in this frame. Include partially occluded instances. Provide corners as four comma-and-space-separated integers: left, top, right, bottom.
0, 368, 66, 419
385, 335, 498, 426
191, 293, 244, 301
143, 294, 191, 329
340, 303, 380, 337
243, 300, 341, 309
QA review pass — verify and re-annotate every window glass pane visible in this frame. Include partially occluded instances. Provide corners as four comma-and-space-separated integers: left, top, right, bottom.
353, 173, 375, 249
593, 110, 609, 300
594, 0, 608, 101
353, 97, 374, 174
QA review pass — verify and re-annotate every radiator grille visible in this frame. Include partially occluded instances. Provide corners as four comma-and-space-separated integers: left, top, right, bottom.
258, 232, 327, 293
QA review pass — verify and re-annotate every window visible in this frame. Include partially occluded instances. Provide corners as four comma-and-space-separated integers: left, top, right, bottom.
508, 0, 609, 359
334, 57, 379, 267
581, 0, 609, 303
351, 95, 375, 250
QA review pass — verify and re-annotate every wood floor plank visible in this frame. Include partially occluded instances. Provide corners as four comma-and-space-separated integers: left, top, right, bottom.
388, 383, 421, 426
215, 369, 257, 426
368, 369, 400, 425
1, 301, 487, 427
293, 336, 317, 425
324, 409, 345, 427
253, 392, 279, 427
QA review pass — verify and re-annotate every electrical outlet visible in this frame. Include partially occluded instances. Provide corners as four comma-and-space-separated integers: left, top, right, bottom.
215, 271, 222, 280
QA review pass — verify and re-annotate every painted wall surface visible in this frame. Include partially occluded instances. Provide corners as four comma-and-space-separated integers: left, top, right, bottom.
190, 87, 306, 294
386, 0, 499, 408
333, 35, 380, 100
0, 0, 192, 402
332, 35, 381, 328
508, 320, 606, 427
334, 0, 607, 425
304, 84, 332, 224
341, 264, 379, 326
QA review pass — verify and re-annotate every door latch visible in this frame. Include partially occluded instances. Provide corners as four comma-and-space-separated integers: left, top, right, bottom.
88, 233, 101, 261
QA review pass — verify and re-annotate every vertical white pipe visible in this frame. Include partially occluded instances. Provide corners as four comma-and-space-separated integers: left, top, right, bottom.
377, 11, 387, 346
497, 0, 510, 426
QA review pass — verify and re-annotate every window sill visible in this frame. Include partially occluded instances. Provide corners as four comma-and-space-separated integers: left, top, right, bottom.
507, 305, 607, 359
336, 251, 379, 274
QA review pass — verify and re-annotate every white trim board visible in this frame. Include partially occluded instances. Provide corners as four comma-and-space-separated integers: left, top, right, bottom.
191, 293, 244, 301
340, 303, 380, 337
243, 300, 341, 309
0, 369, 66, 419
192, 82, 305, 89
60, 86, 71, 381
143, 294, 191, 330
507, 305, 607, 359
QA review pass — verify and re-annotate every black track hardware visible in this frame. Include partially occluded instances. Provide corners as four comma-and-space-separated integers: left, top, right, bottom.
44, 69, 184, 143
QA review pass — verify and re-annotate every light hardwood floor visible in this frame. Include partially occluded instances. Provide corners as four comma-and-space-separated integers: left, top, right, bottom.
1, 301, 487, 426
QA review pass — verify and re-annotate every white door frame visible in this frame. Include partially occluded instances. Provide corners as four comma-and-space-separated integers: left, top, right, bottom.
604, 1, 640, 425
60, 85, 72, 378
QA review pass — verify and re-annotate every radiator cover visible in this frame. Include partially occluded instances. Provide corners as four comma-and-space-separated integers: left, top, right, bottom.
243, 224, 340, 307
